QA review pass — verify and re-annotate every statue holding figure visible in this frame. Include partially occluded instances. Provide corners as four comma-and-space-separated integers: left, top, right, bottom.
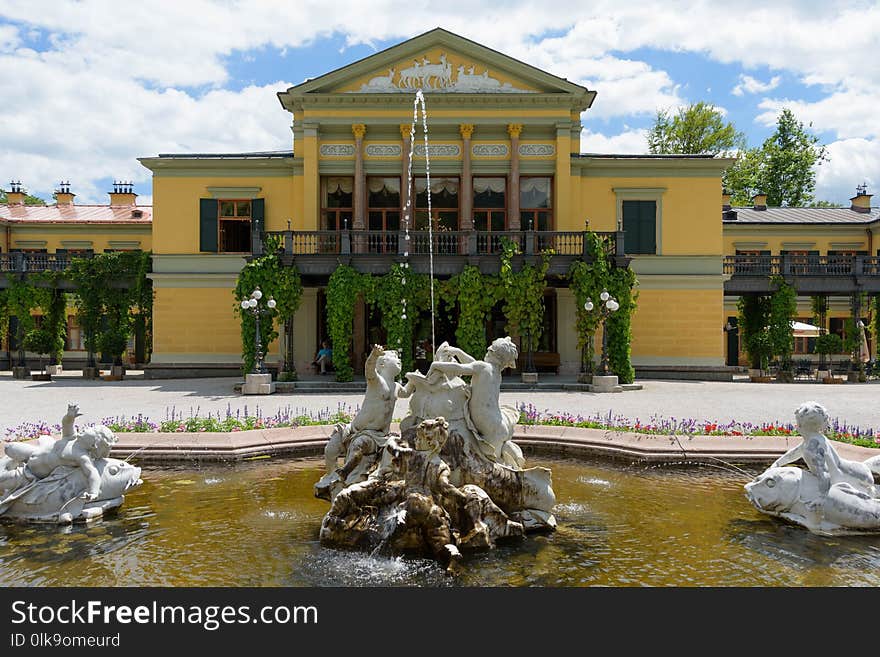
314, 335, 557, 567
315, 345, 410, 500
427, 337, 524, 468
0, 405, 142, 524
746, 401, 880, 535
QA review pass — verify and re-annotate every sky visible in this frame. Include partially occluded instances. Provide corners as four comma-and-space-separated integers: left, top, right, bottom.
0, 0, 878, 207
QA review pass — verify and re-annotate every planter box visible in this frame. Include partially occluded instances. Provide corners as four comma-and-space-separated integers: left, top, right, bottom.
847, 372, 861, 383
576, 373, 593, 384
12, 367, 29, 380
110, 365, 125, 379
46, 364, 62, 376
520, 372, 538, 384
31, 373, 51, 382
103, 374, 124, 382
822, 377, 845, 384
750, 376, 773, 383
82, 367, 100, 379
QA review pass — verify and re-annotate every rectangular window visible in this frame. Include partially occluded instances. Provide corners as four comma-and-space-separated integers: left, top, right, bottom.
367, 177, 401, 253
67, 315, 85, 351
217, 199, 252, 253
622, 200, 656, 255
474, 177, 507, 254
321, 177, 353, 232
520, 177, 552, 231
414, 177, 459, 255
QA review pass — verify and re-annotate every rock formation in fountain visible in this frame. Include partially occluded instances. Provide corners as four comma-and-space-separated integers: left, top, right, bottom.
746, 401, 880, 535
316, 338, 556, 567
0, 405, 143, 524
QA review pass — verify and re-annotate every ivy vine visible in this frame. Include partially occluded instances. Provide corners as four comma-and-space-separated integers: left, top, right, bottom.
234, 252, 303, 375
738, 294, 772, 370
498, 238, 551, 356
439, 265, 499, 358
768, 276, 797, 370
325, 265, 364, 382
604, 267, 639, 384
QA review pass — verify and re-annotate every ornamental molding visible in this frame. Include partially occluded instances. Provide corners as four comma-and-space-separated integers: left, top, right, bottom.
320, 144, 356, 157
413, 143, 461, 157
365, 144, 403, 157
472, 143, 509, 157
518, 143, 555, 157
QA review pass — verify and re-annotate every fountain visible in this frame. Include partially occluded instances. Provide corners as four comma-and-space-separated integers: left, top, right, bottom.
746, 401, 880, 535
0, 405, 142, 524
315, 338, 556, 569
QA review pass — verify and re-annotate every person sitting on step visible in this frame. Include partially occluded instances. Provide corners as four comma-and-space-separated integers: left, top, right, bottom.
312, 341, 333, 375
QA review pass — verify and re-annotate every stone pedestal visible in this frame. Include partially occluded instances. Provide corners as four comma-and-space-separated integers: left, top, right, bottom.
243, 372, 275, 395
521, 372, 538, 384
590, 374, 622, 393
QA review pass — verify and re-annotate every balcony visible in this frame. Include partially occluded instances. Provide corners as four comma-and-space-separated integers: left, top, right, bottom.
260, 229, 628, 278
723, 254, 880, 295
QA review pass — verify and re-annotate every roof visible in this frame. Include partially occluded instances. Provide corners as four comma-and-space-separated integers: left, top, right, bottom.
574, 153, 717, 159
154, 150, 294, 159
724, 206, 880, 225
0, 204, 152, 224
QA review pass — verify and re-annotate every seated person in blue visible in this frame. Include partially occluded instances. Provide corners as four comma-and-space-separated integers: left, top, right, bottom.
312, 341, 333, 374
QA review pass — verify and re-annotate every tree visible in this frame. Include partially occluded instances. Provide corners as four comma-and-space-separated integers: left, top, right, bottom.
726, 108, 827, 207
647, 102, 746, 155
0, 191, 47, 206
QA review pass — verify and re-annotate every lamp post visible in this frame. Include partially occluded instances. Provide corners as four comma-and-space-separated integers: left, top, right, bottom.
584, 289, 619, 376
240, 288, 276, 374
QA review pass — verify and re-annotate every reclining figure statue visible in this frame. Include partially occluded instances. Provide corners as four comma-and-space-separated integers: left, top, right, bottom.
0, 404, 142, 524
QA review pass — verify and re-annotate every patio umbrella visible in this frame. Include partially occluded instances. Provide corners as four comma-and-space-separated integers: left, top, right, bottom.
791, 321, 821, 337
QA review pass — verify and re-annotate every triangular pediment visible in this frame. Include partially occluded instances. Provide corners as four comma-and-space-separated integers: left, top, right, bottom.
278, 28, 593, 107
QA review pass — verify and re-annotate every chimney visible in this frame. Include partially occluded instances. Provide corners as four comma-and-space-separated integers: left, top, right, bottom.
109, 180, 138, 206
5, 180, 25, 205
722, 189, 732, 212
850, 183, 872, 214
54, 180, 75, 206
752, 192, 768, 211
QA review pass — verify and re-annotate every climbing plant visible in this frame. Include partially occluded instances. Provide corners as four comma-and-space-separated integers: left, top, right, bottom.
605, 267, 639, 384
363, 264, 434, 374
873, 296, 880, 360
234, 251, 303, 375
810, 295, 828, 331
439, 265, 499, 359
68, 251, 153, 366
768, 276, 797, 371
738, 294, 772, 370
4, 278, 43, 364
498, 238, 551, 356
568, 232, 612, 373
325, 265, 365, 382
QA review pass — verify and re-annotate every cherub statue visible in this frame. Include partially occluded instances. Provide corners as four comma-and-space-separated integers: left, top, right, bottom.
315, 345, 410, 499
0, 404, 142, 523
426, 337, 524, 468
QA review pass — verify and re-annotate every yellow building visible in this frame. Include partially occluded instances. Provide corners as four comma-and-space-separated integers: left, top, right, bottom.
137, 28, 731, 378
722, 190, 880, 367
1, 182, 152, 367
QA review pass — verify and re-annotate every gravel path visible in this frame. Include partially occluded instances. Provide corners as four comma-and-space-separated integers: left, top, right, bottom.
1, 374, 878, 433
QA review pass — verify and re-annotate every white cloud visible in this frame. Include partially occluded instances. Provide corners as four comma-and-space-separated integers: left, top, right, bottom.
815, 138, 880, 205
731, 74, 781, 96
0, 24, 19, 52
580, 128, 648, 154
757, 91, 880, 140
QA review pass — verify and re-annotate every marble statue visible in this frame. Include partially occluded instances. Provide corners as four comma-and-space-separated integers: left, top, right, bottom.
745, 401, 880, 535
315, 345, 409, 500
0, 405, 142, 524
315, 337, 557, 567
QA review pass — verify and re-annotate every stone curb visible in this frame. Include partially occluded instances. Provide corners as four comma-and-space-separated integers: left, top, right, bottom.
102, 424, 880, 465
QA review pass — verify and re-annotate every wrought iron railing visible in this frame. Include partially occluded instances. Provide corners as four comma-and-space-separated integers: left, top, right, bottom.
0, 252, 82, 273
724, 254, 880, 277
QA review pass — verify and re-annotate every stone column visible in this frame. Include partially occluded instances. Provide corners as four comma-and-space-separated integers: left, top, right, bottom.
507, 123, 522, 230
352, 124, 366, 231
400, 124, 411, 226
459, 124, 474, 232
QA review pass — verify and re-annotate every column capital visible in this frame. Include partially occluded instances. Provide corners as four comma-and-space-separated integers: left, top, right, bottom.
399, 124, 412, 140
352, 124, 367, 140
459, 124, 475, 140
507, 123, 523, 139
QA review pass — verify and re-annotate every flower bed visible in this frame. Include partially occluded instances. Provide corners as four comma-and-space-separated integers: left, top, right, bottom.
3, 402, 878, 449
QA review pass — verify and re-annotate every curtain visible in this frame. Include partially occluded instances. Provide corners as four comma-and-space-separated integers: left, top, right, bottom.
326, 177, 354, 194
473, 177, 506, 194
415, 177, 459, 194
520, 177, 550, 194
368, 177, 401, 193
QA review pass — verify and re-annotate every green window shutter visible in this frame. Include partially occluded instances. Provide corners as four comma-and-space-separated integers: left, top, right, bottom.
622, 200, 656, 254
199, 199, 218, 252
251, 198, 265, 234
638, 201, 656, 254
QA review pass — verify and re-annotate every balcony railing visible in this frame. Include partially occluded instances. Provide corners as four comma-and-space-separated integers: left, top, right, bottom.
0, 252, 82, 273
724, 255, 880, 278
263, 230, 623, 259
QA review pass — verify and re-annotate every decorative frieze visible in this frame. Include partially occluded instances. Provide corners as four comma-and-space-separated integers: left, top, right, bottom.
413, 144, 461, 157
365, 144, 403, 157
518, 143, 556, 157
472, 144, 509, 157
320, 144, 356, 157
